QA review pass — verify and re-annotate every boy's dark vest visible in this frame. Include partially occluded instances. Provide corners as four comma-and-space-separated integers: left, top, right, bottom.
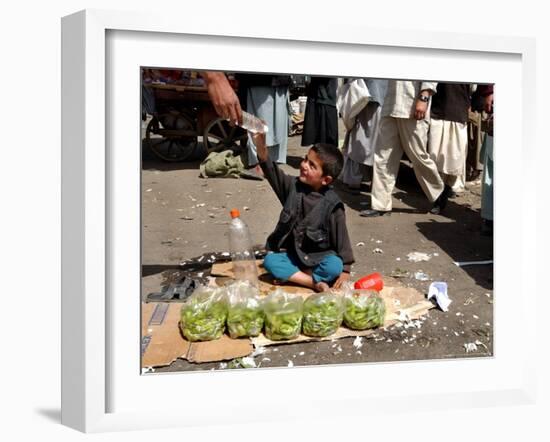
266, 179, 343, 267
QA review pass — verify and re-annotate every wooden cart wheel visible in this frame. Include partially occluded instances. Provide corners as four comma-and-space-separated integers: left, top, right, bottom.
202, 118, 247, 153
145, 112, 198, 162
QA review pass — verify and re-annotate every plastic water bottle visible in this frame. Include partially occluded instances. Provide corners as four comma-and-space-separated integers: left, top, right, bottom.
228, 209, 259, 286
232, 111, 269, 134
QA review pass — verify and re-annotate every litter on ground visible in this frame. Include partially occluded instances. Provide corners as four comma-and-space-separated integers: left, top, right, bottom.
427, 281, 452, 312
407, 252, 431, 262
414, 271, 430, 281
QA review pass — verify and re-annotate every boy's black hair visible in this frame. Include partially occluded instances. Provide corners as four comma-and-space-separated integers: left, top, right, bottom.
310, 143, 344, 181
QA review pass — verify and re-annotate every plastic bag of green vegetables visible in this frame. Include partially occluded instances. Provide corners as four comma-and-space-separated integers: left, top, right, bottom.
226, 281, 264, 338
179, 285, 227, 341
343, 289, 386, 330
263, 289, 303, 341
302, 292, 345, 337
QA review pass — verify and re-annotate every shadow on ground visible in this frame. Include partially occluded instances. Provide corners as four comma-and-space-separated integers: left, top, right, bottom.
334, 160, 493, 290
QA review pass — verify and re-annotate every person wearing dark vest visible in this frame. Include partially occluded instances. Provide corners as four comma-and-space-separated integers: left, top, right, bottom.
427, 82, 473, 209
251, 132, 355, 292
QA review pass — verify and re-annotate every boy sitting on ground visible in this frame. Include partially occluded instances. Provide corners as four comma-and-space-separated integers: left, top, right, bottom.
252, 132, 354, 292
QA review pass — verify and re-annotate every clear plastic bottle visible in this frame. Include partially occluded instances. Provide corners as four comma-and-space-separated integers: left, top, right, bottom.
232, 111, 269, 134
228, 209, 259, 286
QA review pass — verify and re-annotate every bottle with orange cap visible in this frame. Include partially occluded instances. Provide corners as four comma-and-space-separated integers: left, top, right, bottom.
228, 208, 259, 287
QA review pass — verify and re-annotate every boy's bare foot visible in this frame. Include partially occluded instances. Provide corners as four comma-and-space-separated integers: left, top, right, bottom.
314, 281, 330, 292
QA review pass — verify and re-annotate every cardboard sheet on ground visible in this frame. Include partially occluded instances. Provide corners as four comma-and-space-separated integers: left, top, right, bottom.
141, 301, 253, 367
141, 272, 434, 368
211, 260, 316, 295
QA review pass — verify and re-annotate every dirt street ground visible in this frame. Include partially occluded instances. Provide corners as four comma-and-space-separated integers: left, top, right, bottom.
141, 123, 493, 373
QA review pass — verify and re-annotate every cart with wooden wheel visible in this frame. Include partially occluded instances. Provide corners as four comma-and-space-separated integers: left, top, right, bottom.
143, 83, 248, 162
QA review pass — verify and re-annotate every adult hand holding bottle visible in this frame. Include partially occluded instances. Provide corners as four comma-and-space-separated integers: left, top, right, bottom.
201, 71, 242, 126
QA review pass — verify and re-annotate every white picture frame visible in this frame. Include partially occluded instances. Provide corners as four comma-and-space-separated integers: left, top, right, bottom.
62, 9, 538, 433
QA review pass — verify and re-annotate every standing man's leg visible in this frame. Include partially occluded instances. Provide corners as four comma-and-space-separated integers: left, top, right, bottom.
272, 85, 290, 164
361, 116, 403, 216
480, 134, 493, 234
397, 118, 445, 204
246, 85, 289, 166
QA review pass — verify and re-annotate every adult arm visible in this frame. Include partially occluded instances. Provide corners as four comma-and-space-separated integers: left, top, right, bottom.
414, 81, 437, 120
201, 71, 242, 125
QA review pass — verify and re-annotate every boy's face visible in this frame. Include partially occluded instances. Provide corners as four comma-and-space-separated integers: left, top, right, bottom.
299, 149, 332, 190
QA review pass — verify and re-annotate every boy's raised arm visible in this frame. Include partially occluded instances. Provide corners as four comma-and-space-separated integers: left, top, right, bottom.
251, 131, 269, 163
251, 132, 293, 205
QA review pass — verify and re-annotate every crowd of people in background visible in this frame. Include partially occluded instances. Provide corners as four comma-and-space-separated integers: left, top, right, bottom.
200, 72, 494, 236
142, 69, 494, 237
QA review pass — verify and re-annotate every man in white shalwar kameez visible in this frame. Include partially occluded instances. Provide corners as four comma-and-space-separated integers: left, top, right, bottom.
338, 79, 387, 194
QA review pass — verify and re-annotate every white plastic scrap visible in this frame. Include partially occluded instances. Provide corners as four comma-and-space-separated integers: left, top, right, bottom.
240, 357, 257, 368
356, 241, 366, 247
404, 319, 423, 329
427, 281, 452, 312
251, 346, 267, 357
219, 362, 228, 369
299, 351, 305, 356
287, 360, 294, 368
352, 336, 364, 349
464, 340, 488, 353
407, 252, 431, 262
141, 367, 155, 374
414, 272, 430, 281
397, 310, 411, 323
373, 248, 384, 254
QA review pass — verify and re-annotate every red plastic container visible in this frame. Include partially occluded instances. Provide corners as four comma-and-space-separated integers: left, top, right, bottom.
354, 272, 384, 291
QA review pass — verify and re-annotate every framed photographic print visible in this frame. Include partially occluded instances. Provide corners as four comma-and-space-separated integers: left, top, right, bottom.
62, 9, 537, 433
